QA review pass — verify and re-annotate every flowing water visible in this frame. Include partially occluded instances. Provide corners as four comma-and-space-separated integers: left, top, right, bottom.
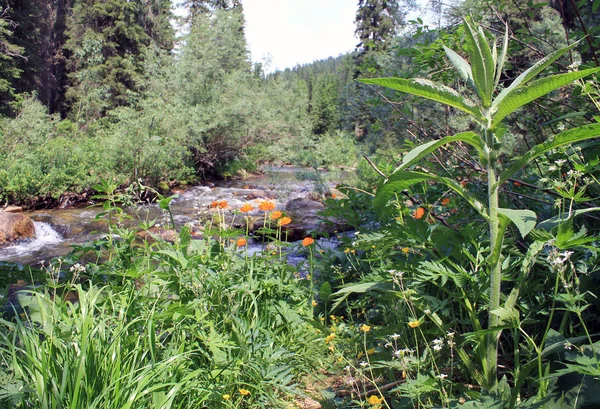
0, 167, 345, 266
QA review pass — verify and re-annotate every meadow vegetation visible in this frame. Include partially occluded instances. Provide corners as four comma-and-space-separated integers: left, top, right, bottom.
1, 1, 600, 408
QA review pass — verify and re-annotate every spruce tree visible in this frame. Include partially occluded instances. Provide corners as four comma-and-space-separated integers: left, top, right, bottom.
64, 0, 173, 122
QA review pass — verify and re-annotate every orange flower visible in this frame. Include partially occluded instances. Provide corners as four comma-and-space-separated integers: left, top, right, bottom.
270, 210, 282, 220
258, 200, 275, 211
210, 200, 228, 209
441, 198, 450, 206
413, 207, 426, 219
236, 238, 247, 247
278, 216, 292, 226
513, 181, 522, 187
302, 237, 315, 247
240, 203, 254, 213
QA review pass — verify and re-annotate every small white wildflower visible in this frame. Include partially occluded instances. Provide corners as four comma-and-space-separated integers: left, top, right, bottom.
384, 342, 392, 348
424, 309, 431, 315
344, 365, 352, 372
359, 361, 369, 368
436, 373, 448, 380
393, 350, 402, 357
447, 331, 455, 338
390, 333, 401, 340
556, 159, 566, 166
548, 165, 558, 172
433, 344, 443, 351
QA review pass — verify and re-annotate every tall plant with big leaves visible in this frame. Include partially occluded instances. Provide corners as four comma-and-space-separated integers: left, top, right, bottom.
359, 19, 600, 389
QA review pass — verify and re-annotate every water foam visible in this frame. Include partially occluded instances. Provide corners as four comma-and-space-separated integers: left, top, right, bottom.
0, 222, 63, 259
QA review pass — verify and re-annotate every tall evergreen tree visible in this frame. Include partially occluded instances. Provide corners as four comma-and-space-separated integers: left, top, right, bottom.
64, 0, 173, 122
0, 10, 23, 113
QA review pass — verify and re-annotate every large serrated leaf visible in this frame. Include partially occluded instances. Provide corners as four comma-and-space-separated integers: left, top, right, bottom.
491, 68, 600, 127
497, 208, 537, 238
498, 123, 600, 186
373, 170, 488, 219
359, 77, 484, 121
397, 131, 485, 171
492, 40, 582, 112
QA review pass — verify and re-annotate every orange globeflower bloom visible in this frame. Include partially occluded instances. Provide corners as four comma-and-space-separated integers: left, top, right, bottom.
240, 203, 254, 213
211, 200, 228, 209
441, 198, 450, 206
278, 216, 292, 226
270, 210, 283, 220
258, 200, 275, 211
236, 238, 247, 247
302, 237, 315, 247
413, 207, 426, 219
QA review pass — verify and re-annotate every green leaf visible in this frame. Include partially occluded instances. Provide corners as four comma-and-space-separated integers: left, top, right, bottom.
494, 25, 509, 90
373, 170, 488, 219
537, 207, 600, 231
359, 77, 484, 121
491, 40, 582, 112
157, 250, 188, 269
497, 208, 537, 238
491, 68, 600, 127
443, 45, 476, 92
464, 20, 495, 107
158, 194, 179, 211
397, 132, 485, 171
498, 123, 600, 186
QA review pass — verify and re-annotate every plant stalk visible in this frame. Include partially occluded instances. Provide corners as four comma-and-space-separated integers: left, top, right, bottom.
486, 128, 501, 388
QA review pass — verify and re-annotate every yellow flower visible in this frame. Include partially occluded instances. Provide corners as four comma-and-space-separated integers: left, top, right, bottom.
401, 247, 410, 254
367, 348, 375, 355
325, 333, 335, 343
408, 320, 420, 328
223, 394, 231, 400
360, 324, 371, 333
239, 388, 251, 396
366, 395, 384, 405
311, 300, 317, 306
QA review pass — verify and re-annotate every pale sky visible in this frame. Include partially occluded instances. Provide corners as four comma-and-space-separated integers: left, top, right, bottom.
243, 0, 358, 72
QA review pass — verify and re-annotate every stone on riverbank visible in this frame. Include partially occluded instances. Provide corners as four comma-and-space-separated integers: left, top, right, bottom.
0, 212, 35, 246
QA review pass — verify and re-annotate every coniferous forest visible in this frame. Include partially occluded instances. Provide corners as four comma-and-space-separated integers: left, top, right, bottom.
1, 0, 600, 408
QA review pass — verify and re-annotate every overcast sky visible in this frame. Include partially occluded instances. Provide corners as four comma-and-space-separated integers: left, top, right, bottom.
243, 0, 358, 72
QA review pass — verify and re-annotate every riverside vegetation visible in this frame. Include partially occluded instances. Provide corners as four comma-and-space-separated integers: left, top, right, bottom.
1, 2, 600, 409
